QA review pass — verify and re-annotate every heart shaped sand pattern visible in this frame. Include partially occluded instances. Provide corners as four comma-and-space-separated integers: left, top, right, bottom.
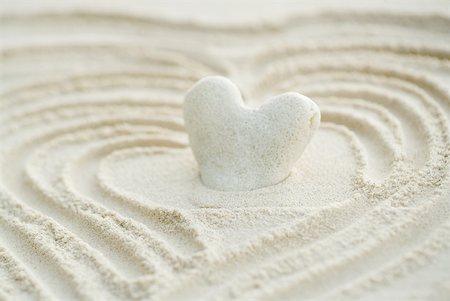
184, 76, 321, 191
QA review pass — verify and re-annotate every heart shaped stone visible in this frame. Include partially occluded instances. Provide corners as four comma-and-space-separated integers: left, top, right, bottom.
183, 76, 320, 191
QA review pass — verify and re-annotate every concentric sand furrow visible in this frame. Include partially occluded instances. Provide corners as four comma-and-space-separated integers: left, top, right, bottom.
0, 244, 54, 301
1, 3, 449, 300
62, 134, 205, 255
24, 131, 189, 272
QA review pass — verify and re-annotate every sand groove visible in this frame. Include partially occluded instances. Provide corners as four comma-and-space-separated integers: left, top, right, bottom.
1, 3, 449, 300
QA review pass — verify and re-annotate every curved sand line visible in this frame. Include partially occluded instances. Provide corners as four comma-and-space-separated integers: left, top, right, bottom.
1, 3, 449, 301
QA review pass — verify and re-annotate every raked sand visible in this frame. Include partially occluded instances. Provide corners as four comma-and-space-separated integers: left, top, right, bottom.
1, 1, 450, 300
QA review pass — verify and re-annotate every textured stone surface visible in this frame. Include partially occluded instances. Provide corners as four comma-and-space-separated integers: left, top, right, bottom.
184, 76, 321, 191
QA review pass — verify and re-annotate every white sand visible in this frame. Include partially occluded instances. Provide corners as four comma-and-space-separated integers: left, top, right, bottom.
1, 1, 449, 300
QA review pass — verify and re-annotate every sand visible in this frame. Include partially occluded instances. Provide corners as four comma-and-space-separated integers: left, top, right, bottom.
1, 0, 449, 300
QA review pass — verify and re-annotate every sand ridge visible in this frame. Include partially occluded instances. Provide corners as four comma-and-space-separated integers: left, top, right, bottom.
1, 1, 450, 300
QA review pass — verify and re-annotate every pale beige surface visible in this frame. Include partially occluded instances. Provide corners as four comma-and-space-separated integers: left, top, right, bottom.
1, 1, 450, 300
184, 76, 320, 191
